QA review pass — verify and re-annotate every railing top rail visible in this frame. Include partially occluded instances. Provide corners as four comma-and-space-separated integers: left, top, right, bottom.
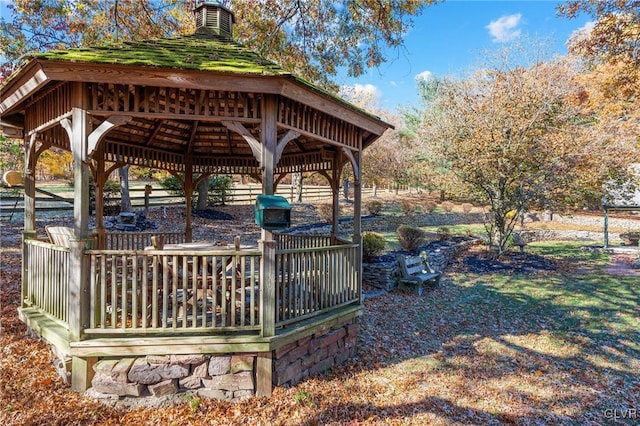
275, 243, 358, 255
24, 239, 70, 251
105, 231, 184, 235
85, 248, 262, 256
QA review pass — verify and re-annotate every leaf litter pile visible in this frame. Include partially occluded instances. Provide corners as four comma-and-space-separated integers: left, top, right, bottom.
1, 208, 639, 425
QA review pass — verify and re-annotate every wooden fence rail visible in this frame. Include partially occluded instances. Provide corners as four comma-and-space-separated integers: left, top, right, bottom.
1, 184, 395, 220
23, 240, 70, 326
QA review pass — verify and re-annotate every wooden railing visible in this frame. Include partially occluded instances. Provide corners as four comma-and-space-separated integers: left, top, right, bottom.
23, 240, 70, 327
22, 234, 361, 338
101, 231, 185, 250
85, 248, 262, 334
275, 233, 335, 250
275, 243, 360, 327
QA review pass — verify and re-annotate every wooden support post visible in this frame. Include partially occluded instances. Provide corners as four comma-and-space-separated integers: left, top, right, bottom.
21, 230, 37, 309
261, 95, 277, 195
64, 83, 92, 341
353, 161, 363, 303
184, 158, 194, 242
94, 157, 106, 249
68, 238, 90, 340
260, 94, 278, 339
23, 132, 39, 233
260, 239, 276, 337
71, 356, 97, 392
255, 351, 273, 397
604, 208, 609, 248
23, 158, 37, 232
331, 163, 340, 241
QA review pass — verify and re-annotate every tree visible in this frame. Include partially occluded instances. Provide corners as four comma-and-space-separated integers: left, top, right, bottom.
421, 43, 585, 256
232, 0, 437, 90
0, 0, 191, 78
559, 1, 640, 204
1, 0, 437, 212
196, 177, 209, 210
0, 134, 23, 173
404, 73, 461, 200
1, 0, 438, 89
559, 0, 639, 99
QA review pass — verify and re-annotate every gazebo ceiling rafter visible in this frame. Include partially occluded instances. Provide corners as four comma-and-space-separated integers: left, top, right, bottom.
6, 75, 383, 176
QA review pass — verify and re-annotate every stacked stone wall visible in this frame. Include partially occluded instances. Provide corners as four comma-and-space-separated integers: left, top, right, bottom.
79, 321, 359, 402
273, 320, 357, 387
90, 353, 256, 401
363, 239, 479, 291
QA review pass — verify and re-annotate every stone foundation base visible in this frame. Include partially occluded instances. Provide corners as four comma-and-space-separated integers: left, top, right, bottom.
58, 318, 359, 402
88, 354, 256, 402
273, 320, 358, 387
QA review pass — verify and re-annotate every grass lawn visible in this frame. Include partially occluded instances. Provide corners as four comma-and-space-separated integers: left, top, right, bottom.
350, 242, 640, 424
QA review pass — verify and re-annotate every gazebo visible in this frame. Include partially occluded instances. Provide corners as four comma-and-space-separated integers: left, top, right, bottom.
602, 164, 640, 248
0, 2, 391, 399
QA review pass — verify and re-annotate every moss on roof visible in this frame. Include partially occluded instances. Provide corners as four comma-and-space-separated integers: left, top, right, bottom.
4, 33, 389, 128
31, 34, 291, 76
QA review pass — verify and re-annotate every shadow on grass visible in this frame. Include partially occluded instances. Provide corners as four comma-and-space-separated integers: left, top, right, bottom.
313, 245, 639, 424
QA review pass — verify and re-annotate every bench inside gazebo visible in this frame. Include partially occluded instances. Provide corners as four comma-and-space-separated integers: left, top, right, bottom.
0, 2, 390, 400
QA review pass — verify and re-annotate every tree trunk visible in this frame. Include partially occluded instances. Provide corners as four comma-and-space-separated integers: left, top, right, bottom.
119, 165, 132, 213
197, 178, 209, 209
292, 172, 303, 203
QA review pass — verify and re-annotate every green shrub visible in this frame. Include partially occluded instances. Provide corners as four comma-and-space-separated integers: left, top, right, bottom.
208, 175, 233, 206
160, 174, 232, 207
397, 225, 425, 251
365, 200, 383, 216
317, 204, 334, 222
400, 199, 417, 215
437, 226, 451, 241
362, 232, 386, 261
159, 175, 184, 196
422, 201, 437, 213
440, 201, 455, 212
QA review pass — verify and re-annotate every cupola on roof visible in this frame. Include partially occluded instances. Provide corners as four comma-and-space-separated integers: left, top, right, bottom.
194, 0, 235, 40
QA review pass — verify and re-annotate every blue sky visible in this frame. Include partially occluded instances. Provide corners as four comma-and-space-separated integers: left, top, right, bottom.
338, 0, 592, 112
1, 0, 591, 112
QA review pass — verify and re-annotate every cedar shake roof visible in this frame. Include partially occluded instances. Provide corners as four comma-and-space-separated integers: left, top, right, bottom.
30, 35, 289, 76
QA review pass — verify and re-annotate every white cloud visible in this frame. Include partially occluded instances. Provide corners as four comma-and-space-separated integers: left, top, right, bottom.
569, 20, 595, 41
339, 83, 381, 108
340, 83, 381, 99
415, 70, 433, 82
486, 13, 522, 43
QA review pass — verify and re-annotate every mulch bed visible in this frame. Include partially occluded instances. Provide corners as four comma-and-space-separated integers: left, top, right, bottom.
448, 245, 559, 275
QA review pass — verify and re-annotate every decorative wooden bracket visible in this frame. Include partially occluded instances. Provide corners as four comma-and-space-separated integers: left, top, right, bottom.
275, 130, 300, 165
223, 121, 262, 161
88, 115, 132, 157
224, 121, 300, 168
341, 147, 360, 181
60, 117, 72, 141
24, 133, 38, 172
